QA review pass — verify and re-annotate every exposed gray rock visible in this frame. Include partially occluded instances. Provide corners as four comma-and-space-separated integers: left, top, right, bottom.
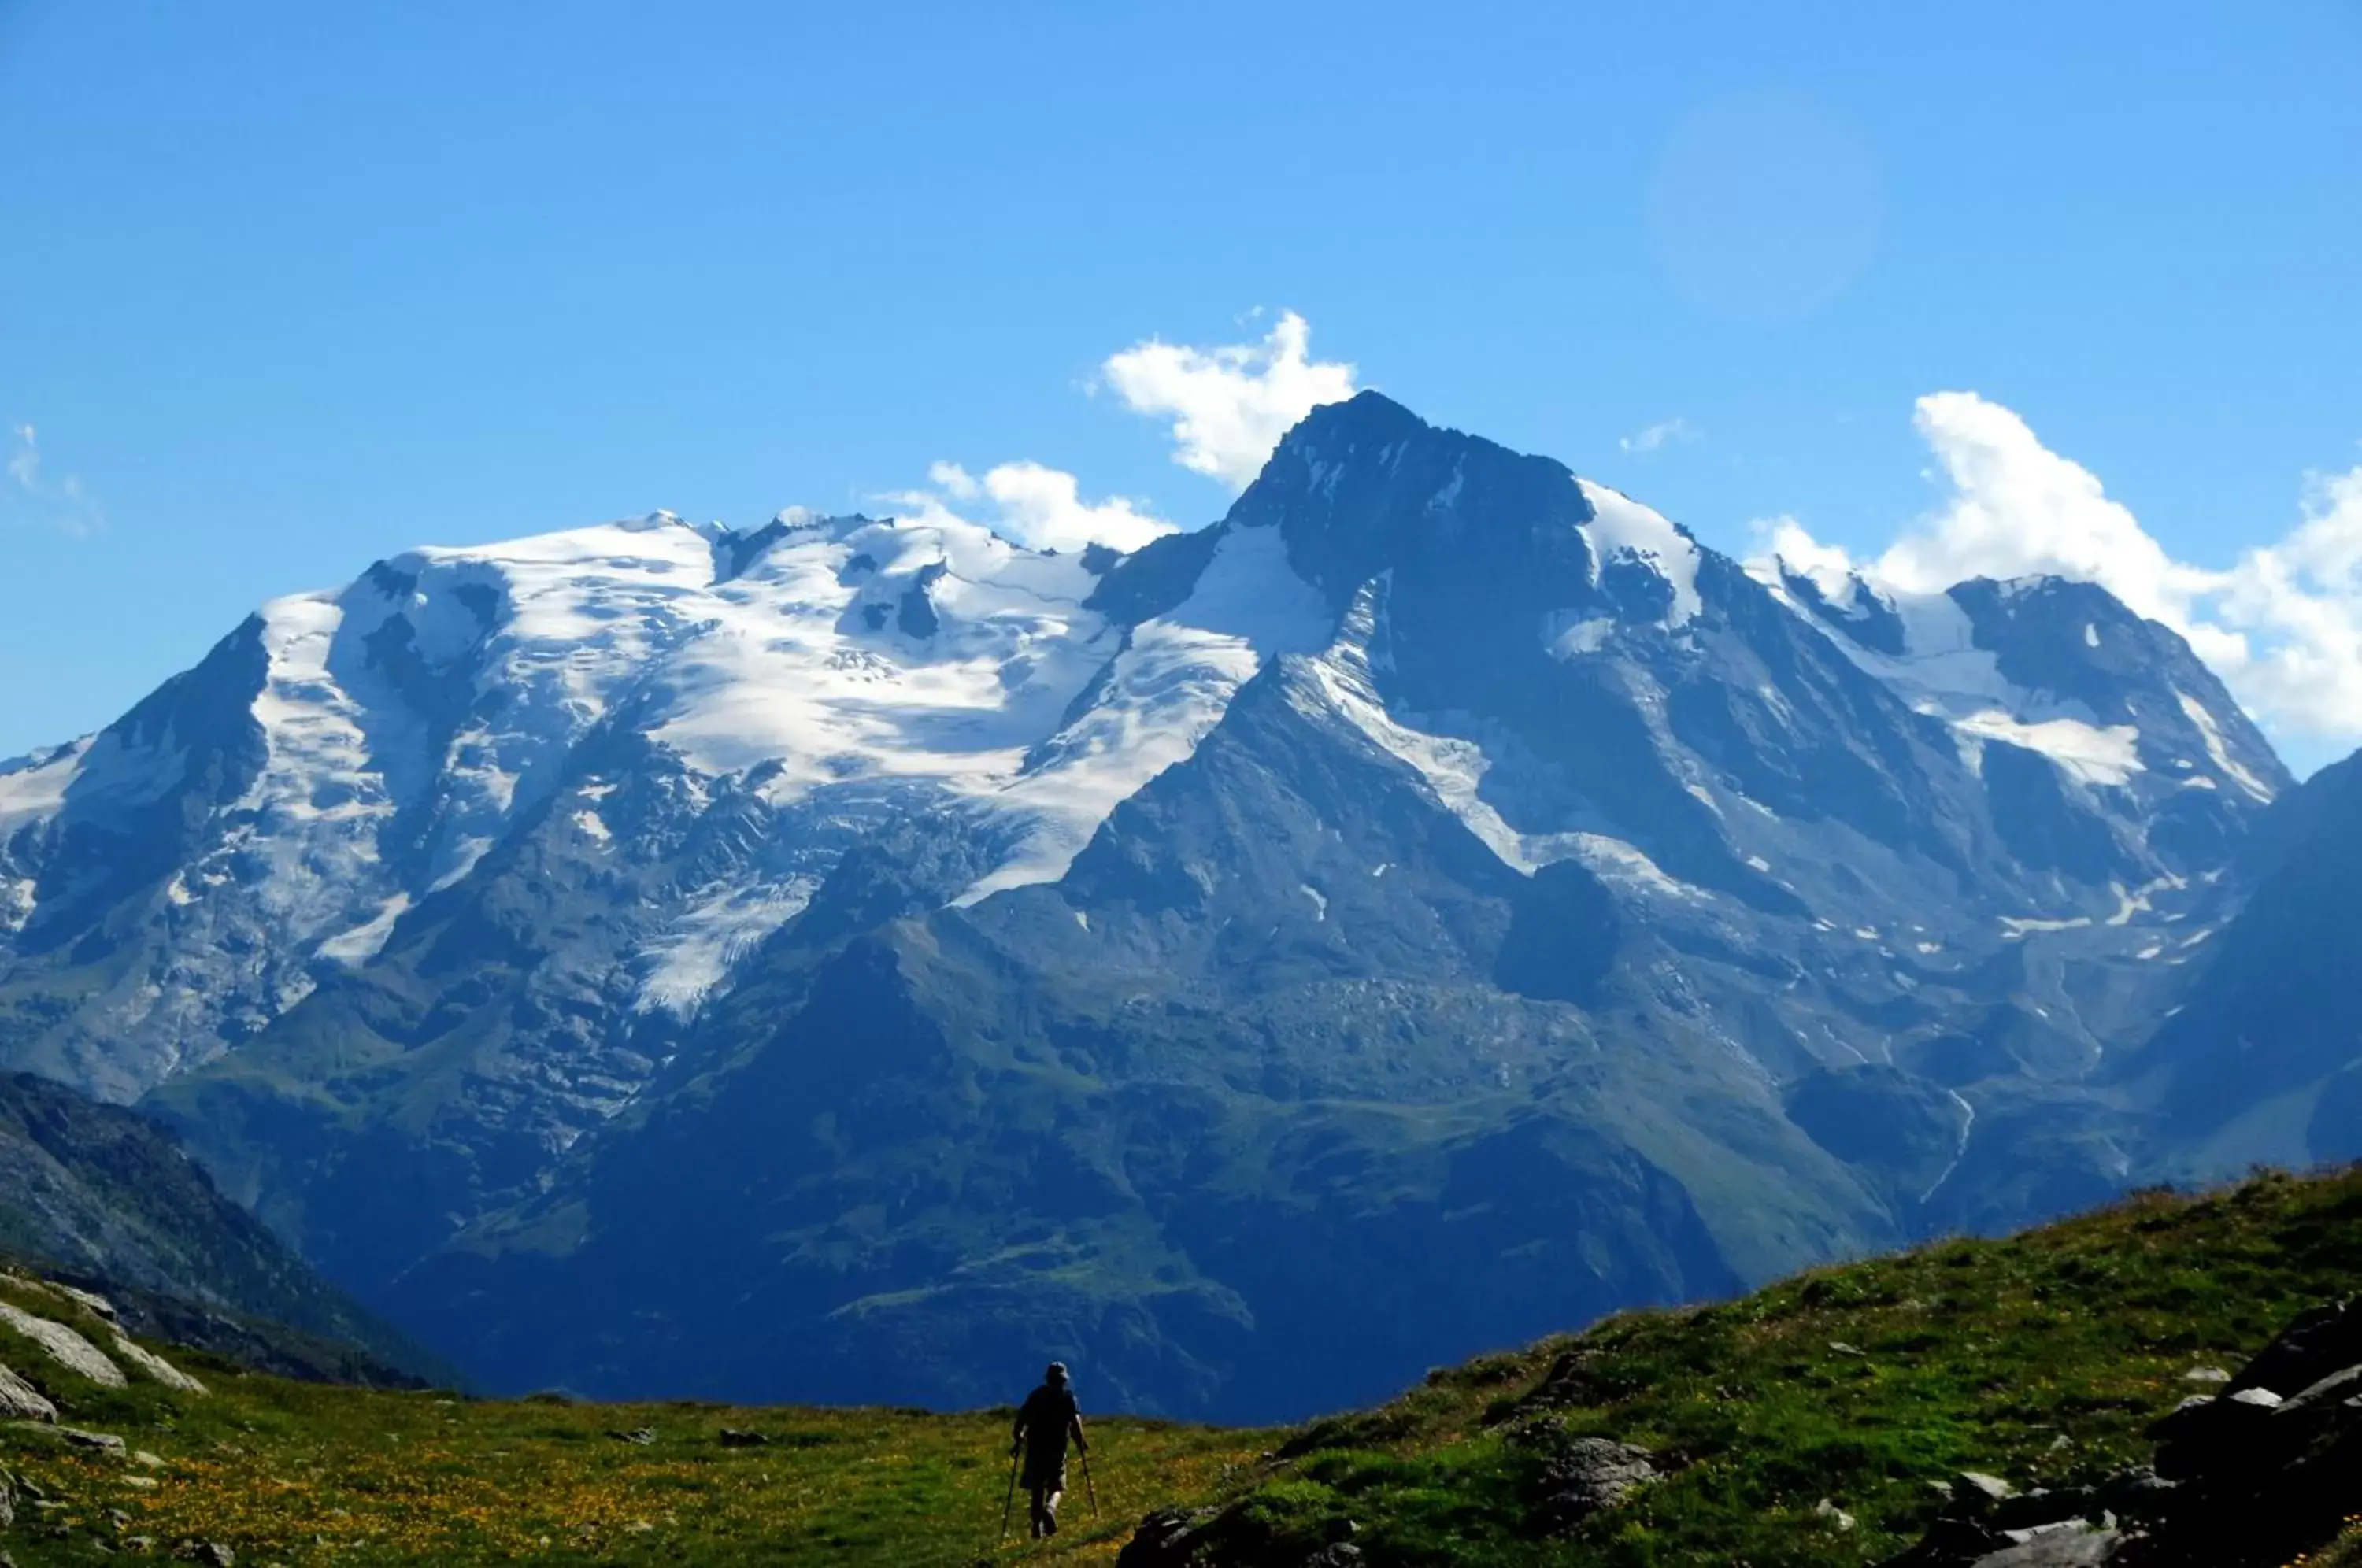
2223, 1297, 2359, 1400
1966, 1526, 2121, 1566
46, 1283, 118, 1322
1535, 1437, 1657, 1533
1955, 1471, 2018, 1507
2275, 1362, 2361, 1420
109, 1334, 206, 1396
0, 1363, 55, 1422
0, 1302, 126, 1389
20, 1425, 127, 1454
1116, 1506, 1222, 1568
1301, 1547, 1364, 1567
2094, 1466, 2177, 1519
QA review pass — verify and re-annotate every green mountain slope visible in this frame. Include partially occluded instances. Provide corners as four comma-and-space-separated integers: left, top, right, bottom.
0, 1071, 442, 1385
2, 1165, 2356, 1566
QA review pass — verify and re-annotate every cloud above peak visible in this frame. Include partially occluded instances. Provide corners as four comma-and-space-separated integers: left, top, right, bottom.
1102, 311, 1358, 490
1620, 416, 1699, 455
887, 460, 1174, 556
882, 311, 1357, 554
1760, 390, 2362, 767
3, 423, 104, 538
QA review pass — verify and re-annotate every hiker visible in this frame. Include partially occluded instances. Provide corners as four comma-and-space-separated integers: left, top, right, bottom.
1011, 1360, 1088, 1538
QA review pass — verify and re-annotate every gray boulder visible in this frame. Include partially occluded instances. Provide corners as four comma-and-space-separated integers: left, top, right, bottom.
2223, 1297, 2359, 1399
0, 1303, 126, 1389
0, 1363, 54, 1423
1116, 1507, 1221, 1568
1534, 1436, 1657, 1533
1967, 1527, 2122, 1566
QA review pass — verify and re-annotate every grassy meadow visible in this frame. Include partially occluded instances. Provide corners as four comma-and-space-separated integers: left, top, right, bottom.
3, 1164, 2359, 1565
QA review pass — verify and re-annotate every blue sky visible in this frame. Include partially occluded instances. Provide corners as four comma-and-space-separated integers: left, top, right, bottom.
3, 2, 2359, 765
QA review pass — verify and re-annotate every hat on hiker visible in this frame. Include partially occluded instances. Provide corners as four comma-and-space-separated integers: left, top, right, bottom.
1045, 1362, 1068, 1385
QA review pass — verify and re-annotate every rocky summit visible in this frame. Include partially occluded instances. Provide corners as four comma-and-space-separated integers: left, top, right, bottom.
0, 393, 2345, 1418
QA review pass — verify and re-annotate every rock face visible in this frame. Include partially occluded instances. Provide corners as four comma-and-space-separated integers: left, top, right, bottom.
0, 392, 2316, 1416
0, 1363, 55, 1422
107, 1335, 205, 1396
1528, 1433, 1657, 1533
0, 1302, 124, 1389
1115, 1510, 1223, 1568
1879, 1297, 2362, 1567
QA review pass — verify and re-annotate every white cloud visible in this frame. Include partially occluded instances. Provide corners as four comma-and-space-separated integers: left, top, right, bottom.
873, 312, 1359, 557
2, 423, 103, 537
884, 459, 1174, 555
926, 460, 981, 501
1620, 416, 1699, 455
6, 424, 37, 489
869, 310, 1357, 555
1757, 390, 2362, 763
1101, 310, 1358, 490
974, 460, 1172, 554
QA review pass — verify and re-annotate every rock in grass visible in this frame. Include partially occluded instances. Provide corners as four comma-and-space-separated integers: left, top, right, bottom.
1964, 1525, 2121, 1565
1990, 1486, 2097, 1530
0, 1302, 126, 1389
109, 1335, 206, 1396
716, 1428, 768, 1447
0, 1363, 56, 1422
54, 1426, 128, 1454
2223, 1296, 2360, 1399
1954, 1471, 2016, 1507
43, 1283, 118, 1322
607, 1427, 656, 1445
1116, 1507, 1221, 1568
1535, 1437, 1657, 1533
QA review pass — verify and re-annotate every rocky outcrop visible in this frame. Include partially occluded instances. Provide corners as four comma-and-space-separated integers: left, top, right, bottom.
1114, 1506, 1223, 1568
0, 1365, 54, 1423
0, 1303, 124, 1389
1505, 1420, 1659, 1534
1879, 1298, 2362, 1567
108, 1334, 205, 1396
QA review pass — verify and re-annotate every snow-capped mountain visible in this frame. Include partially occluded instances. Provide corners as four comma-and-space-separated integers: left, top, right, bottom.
0, 501, 1331, 1098
0, 393, 2304, 1418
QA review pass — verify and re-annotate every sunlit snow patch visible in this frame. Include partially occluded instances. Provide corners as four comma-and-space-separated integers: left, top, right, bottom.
1574, 479, 1703, 626
954, 522, 1335, 904
635, 877, 820, 1015
2174, 689, 2275, 801
1296, 579, 1703, 900
1951, 712, 2143, 787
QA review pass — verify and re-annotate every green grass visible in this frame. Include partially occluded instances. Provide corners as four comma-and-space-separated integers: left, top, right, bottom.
1168, 1163, 2362, 1567
2, 1166, 2358, 1565
0, 1267, 1273, 1565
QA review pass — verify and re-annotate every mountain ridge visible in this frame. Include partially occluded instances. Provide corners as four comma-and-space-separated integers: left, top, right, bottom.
0, 391, 2323, 1417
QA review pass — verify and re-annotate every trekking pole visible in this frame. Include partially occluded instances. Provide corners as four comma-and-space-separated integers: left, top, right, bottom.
1080, 1445, 1100, 1518
998, 1448, 1020, 1544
